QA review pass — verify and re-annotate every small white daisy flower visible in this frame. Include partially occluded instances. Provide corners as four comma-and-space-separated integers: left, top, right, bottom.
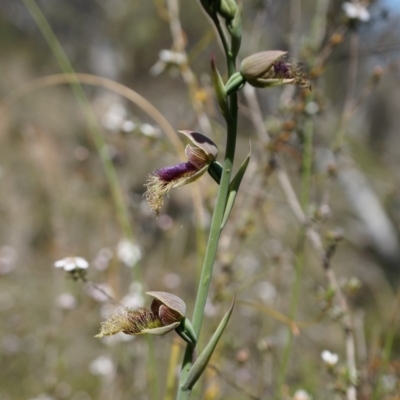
321, 350, 339, 366
101, 103, 127, 132
139, 123, 160, 138
117, 239, 142, 267
56, 293, 77, 310
89, 355, 115, 376
294, 389, 312, 400
342, 2, 370, 22
54, 257, 89, 272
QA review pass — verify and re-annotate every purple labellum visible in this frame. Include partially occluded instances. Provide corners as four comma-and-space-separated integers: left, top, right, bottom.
155, 162, 198, 182
273, 60, 291, 79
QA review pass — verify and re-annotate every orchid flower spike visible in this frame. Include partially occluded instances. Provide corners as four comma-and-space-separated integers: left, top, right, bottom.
144, 131, 218, 215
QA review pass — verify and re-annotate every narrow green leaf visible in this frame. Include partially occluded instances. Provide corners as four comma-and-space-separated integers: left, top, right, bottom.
221, 145, 251, 229
211, 55, 229, 119
181, 297, 235, 391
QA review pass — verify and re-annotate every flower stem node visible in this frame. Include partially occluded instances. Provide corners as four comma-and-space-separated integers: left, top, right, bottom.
225, 72, 245, 96
240, 51, 311, 90
144, 131, 218, 216
95, 291, 187, 338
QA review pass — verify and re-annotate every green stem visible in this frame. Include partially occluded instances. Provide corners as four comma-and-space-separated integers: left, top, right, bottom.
176, 32, 238, 400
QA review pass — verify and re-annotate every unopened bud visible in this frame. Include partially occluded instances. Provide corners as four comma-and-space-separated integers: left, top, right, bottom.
240, 51, 311, 90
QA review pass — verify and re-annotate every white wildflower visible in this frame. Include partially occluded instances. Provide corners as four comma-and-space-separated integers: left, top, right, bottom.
54, 257, 89, 272
159, 49, 186, 64
0, 245, 17, 275
204, 297, 217, 317
256, 281, 277, 304
89, 355, 115, 376
162, 272, 181, 289
56, 293, 77, 310
150, 49, 186, 76
294, 389, 312, 400
101, 103, 127, 132
342, 2, 370, 22
321, 350, 339, 366
305, 101, 319, 115
120, 292, 144, 309
121, 120, 136, 133
139, 123, 160, 138
28, 394, 54, 400
117, 239, 141, 267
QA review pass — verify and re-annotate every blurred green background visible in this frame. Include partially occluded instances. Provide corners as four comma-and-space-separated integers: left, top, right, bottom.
1, 0, 400, 399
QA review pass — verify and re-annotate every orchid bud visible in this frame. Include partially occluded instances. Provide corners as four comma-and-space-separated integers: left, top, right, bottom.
240, 51, 311, 90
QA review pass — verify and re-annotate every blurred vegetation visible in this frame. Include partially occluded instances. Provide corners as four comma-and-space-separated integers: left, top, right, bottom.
1, 0, 400, 399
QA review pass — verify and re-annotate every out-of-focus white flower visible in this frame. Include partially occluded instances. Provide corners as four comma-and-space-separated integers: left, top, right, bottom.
56, 293, 77, 310
381, 374, 397, 393
305, 101, 319, 115
159, 50, 186, 64
28, 394, 54, 400
294, 389, 312, 400
54, 257, 89, 272
139, 123, 160, 138
150, 49, 187, 76
117, 239, 141, 267
0, 245, 17, 275
121, 292, 144, 309
101, 103, 127, 132
121, 120, 136, 133
89, 355, 115, 376
120, 282, 144, 309
342, 2, 370, 22
163, 272, 181, 289
255, 281, 277, 304
204, 297, 217, 317
157, 214, 174, 231
321, 350, 339, 366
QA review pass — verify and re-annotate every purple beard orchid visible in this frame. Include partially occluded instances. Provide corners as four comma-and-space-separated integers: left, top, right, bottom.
144, 130, 218, 216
